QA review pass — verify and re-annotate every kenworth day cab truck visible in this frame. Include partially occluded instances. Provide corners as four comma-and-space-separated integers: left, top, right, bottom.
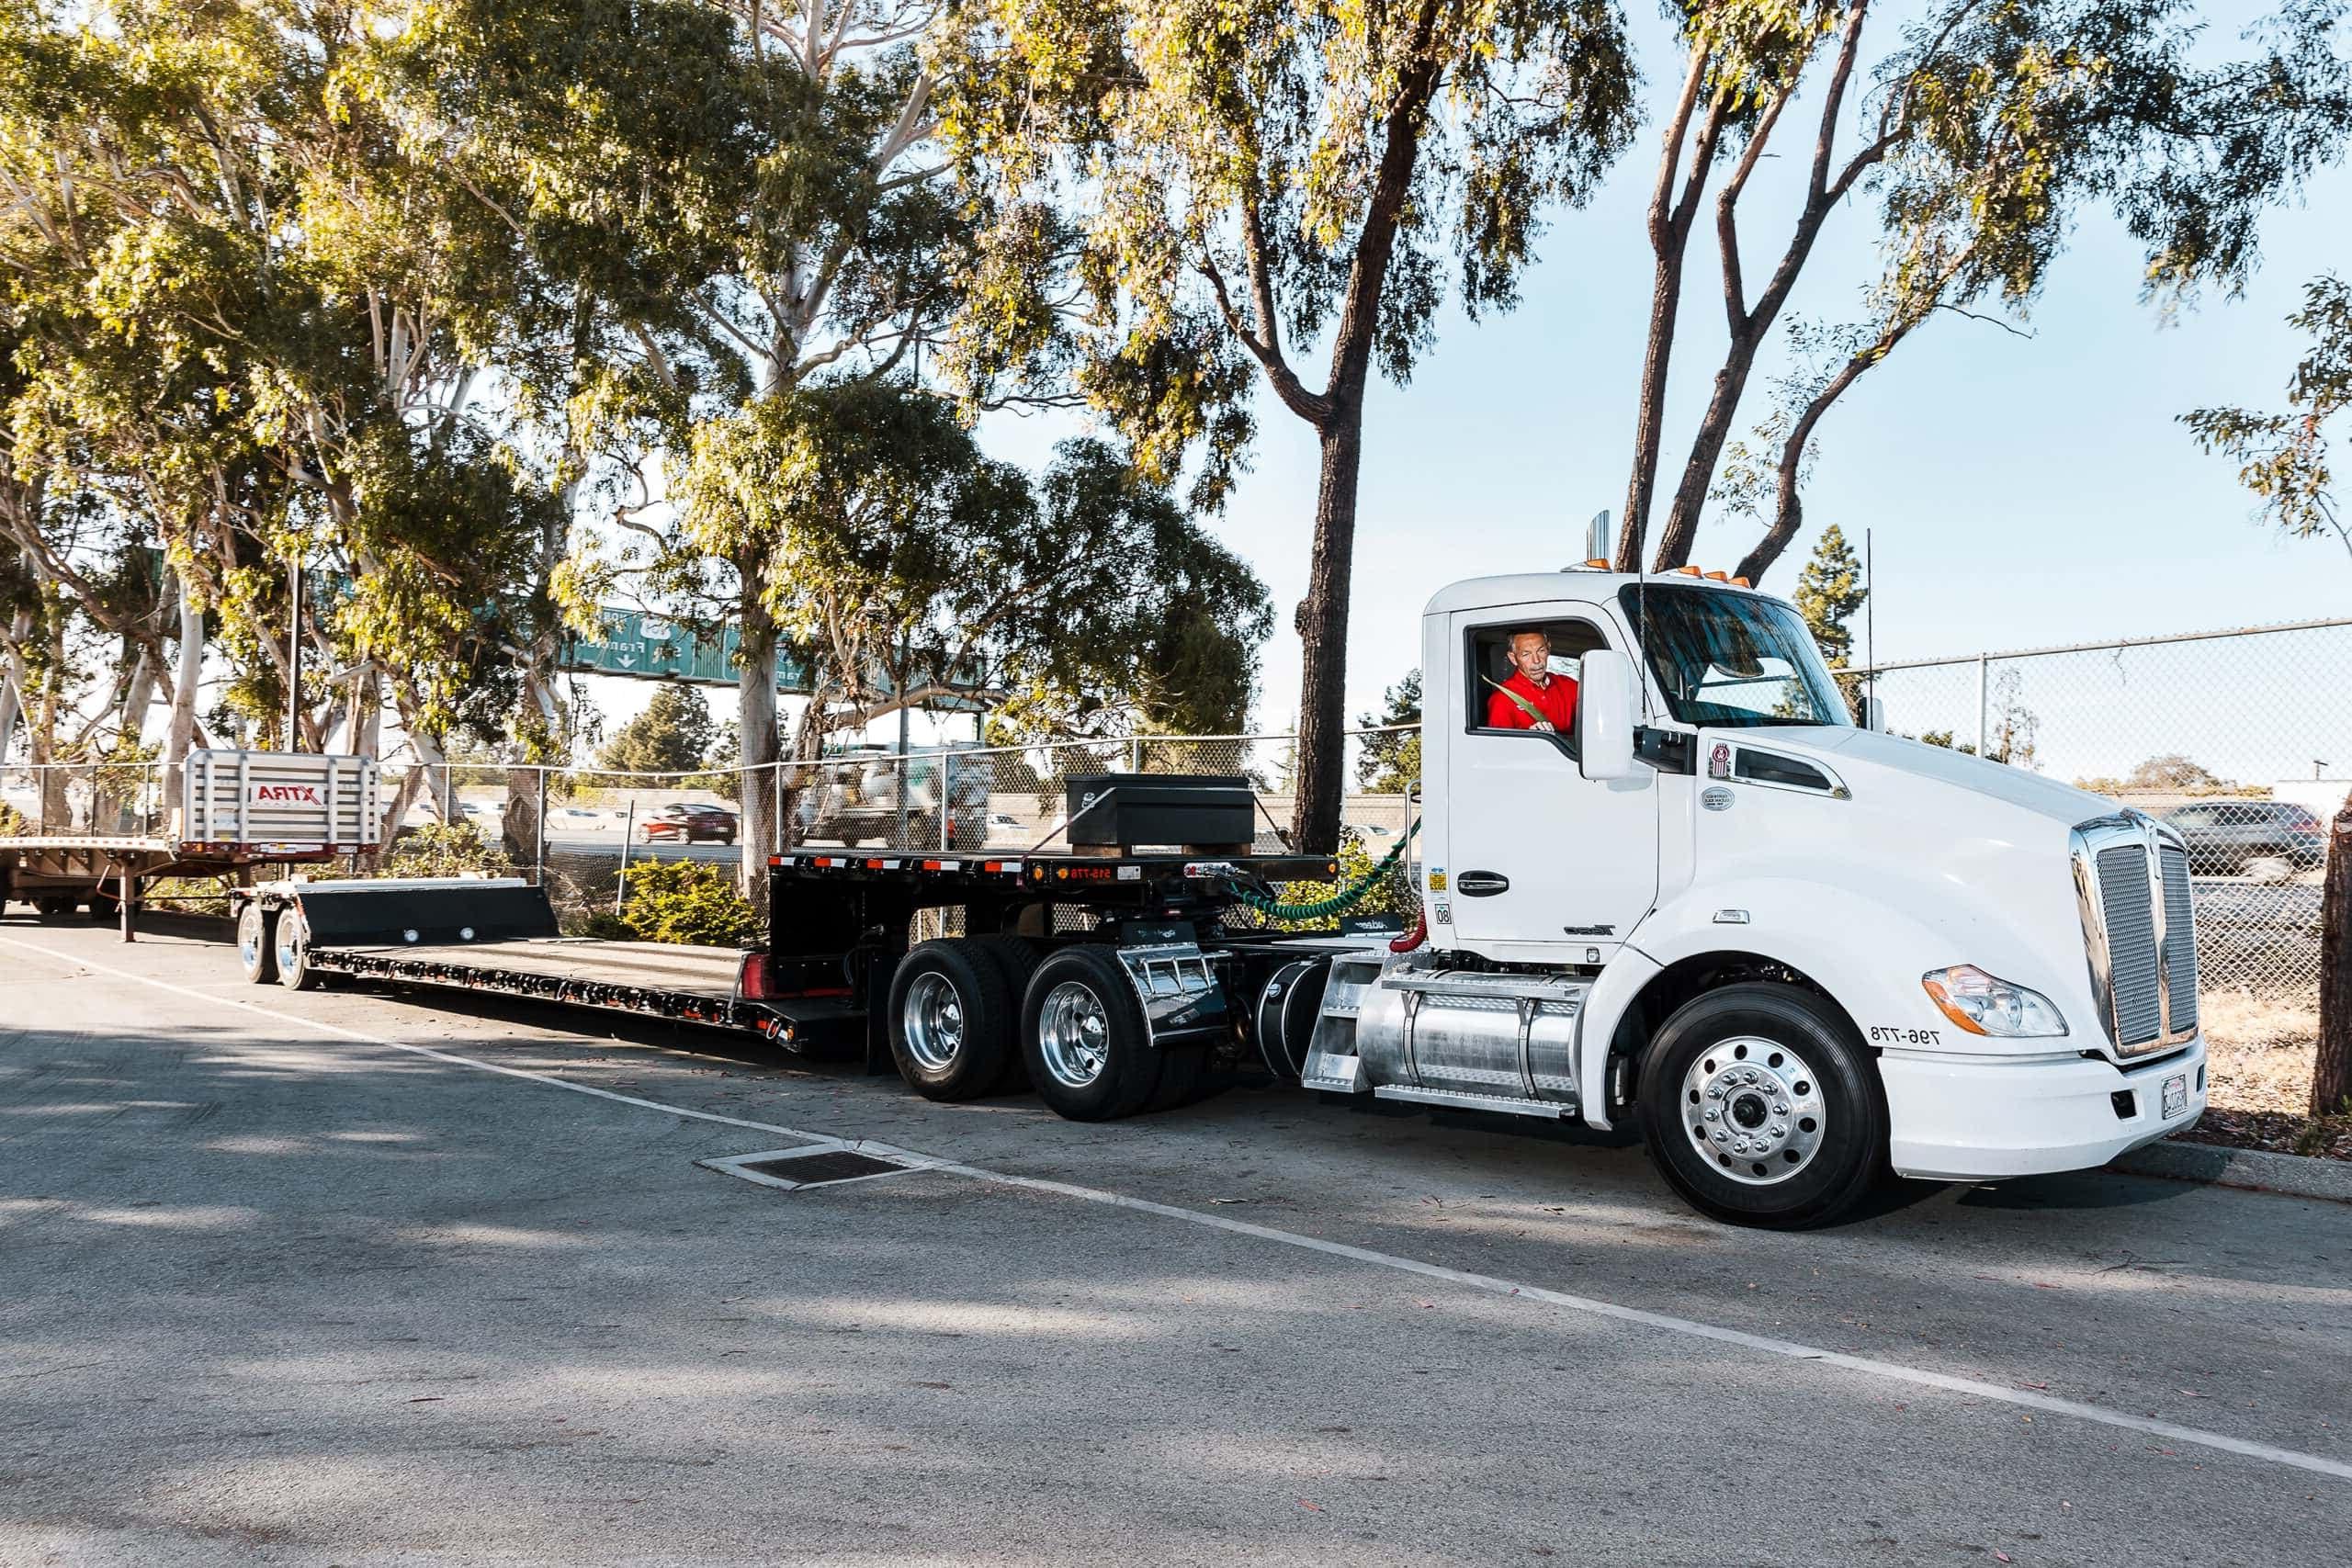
219, 568, 2208, 1228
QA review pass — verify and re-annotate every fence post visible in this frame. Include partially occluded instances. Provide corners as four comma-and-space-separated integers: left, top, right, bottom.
1128, 736, 1143, 773
534, 767, 548, 887
939, 756, 951, 852
1975, 654, 1989, 759
773, 761, 785, 853
616, 799, 634, 915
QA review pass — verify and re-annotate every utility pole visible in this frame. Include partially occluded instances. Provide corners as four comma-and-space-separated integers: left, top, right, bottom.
286, 547, 304, 753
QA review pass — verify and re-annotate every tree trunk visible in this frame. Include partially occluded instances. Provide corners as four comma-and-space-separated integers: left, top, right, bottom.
162, 588, 204, 819
2315, 786, 2352, 1120
501, 764, 542, 868
1288, 412, 1363, 854
736, 595, 781, 915
1651, 331, 1766, 570
0, 606, 29, 765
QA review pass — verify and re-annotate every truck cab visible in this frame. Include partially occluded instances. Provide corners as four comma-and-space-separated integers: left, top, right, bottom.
1295, 569, 2208, 1225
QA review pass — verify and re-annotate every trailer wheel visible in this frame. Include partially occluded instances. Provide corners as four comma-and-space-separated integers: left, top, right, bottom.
888, 939, 1016, 1100
1636, 983, 1884, 1229
967, 935, 1042, 1090
1021, 945, 1161, 1121
35, 896, 78, 921
275, 908, 324, 992
237, 901, 279, 985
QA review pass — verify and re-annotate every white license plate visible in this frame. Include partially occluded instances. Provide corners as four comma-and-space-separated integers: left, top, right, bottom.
2162, 1073, 2189, 1119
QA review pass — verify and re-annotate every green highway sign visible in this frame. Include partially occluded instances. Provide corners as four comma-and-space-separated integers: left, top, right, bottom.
561, 610, 816, 690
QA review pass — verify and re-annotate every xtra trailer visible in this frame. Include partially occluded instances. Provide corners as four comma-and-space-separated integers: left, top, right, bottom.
2, 750, 380, 941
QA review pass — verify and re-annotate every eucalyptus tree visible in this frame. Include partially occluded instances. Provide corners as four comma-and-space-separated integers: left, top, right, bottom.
674, 378, 1270, 792
1618, 0, 2352, 581
938, 0, 1638, 852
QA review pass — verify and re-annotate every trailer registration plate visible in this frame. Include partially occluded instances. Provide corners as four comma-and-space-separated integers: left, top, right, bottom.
2162, 1073, 2188, 1119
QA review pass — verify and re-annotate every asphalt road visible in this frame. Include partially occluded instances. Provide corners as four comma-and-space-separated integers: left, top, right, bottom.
2, 917, 2347, 1566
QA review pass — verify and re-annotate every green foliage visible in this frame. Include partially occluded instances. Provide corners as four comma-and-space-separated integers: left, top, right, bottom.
598, 682, 719, 775
1353, 670, 1422, 793
939, 0, 1639, 505
0, 800, 27, 837
608, 857, 760, 947
2183, 274, 2352, 558
378, 822, 517, 879
1792, 525, 1867, 666
676, 379, 1271, 748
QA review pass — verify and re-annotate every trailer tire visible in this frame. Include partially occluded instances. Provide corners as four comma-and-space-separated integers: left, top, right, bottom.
35, 896, 78, 921
275, 908, 324, 992
237, 902, 279, 985
967, 935, 1042, 1090
888, 939, 1015, 1100
1021, 945, 1161, 1121
1636, 983, 1884, 1230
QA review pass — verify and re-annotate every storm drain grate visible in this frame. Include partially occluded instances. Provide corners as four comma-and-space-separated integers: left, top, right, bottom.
696, 1144, 929, 1191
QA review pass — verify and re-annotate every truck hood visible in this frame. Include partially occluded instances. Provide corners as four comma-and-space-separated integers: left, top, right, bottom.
1769, 726, 2115, 827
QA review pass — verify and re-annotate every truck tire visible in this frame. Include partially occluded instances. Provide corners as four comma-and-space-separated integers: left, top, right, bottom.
888, 939, 1016, 1100
35, 896, 78, 920
275, 907, 324, 991
237, 901, 279, 985
1636, 983, 1885, 1230
967, 935, 1042, 1090
1020, 945, 1162, 1121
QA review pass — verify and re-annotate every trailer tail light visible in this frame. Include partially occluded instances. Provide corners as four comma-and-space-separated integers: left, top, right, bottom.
737, 951, 775, 999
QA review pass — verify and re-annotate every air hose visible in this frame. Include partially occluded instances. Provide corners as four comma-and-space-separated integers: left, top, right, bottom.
1227, 818, 1421, 921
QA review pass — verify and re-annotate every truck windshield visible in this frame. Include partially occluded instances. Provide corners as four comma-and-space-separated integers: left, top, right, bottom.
1616, 583, 1852, 728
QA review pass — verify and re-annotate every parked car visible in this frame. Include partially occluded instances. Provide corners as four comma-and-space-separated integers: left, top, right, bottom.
794, 747, 990, 851
2162, 800, 2325, 874
639, 802, 738, 844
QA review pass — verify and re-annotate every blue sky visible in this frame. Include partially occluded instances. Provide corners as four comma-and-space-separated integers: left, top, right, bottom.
974, 0, 2352, 739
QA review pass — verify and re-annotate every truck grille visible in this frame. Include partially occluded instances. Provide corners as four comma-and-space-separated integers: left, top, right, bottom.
2073, 814, 2198, 1056
2159, 845, 2199, 1034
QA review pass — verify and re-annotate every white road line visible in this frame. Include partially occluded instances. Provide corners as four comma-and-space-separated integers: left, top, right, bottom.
8, 931, 2348, 1485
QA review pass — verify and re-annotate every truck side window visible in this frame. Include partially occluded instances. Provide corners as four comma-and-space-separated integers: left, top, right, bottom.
1464, 619, 1609, 741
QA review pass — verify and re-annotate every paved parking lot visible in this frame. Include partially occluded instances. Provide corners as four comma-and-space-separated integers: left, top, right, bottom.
3, 917, 2347, 1566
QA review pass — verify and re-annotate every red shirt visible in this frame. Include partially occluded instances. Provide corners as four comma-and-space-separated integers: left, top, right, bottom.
1487, 670, 1577, 731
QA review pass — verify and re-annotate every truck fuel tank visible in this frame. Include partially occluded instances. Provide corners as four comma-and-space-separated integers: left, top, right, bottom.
1352, 963, 1589, 1107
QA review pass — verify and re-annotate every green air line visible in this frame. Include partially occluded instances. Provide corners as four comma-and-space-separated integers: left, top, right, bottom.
1229, 818, 1422, 921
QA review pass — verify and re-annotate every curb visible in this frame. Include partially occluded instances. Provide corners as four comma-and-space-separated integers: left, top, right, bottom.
2111, 1138, 2352, 1204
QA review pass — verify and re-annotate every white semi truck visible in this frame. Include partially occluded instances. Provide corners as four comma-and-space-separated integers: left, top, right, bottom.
222, 568, 2207, 1227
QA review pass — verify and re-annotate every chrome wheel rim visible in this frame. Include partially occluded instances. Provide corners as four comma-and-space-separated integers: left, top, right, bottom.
239, 909, 263, 968
900, 972, 966, 1072
1037, 980, 1110, 1089
1680, 1035, 1827, 1186
275, 917, 301, 976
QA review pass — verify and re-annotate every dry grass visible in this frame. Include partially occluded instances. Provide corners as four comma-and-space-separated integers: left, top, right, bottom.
2172, 990, 2348, 1159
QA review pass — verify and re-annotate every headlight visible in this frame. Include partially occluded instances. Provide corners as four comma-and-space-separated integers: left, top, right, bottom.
1921, 965, 2068, 1038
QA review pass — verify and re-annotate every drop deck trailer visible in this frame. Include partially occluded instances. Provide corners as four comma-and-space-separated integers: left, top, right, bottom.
230, 838, 1385, 1092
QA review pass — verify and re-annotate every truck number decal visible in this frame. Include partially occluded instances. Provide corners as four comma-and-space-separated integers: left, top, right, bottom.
1868, 1025, 1943, 1046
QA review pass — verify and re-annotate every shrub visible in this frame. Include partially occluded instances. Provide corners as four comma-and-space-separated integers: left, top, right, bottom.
0, 801, 27, 837
379, 822, 515, 879
609, 858, 759, 947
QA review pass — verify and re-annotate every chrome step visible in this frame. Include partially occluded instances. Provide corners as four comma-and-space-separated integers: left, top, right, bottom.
1373, 1084, 1573, 1119
1383, 969, 1591, 1010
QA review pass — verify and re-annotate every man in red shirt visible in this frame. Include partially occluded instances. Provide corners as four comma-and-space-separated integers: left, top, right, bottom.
1486, 629, 1578, 733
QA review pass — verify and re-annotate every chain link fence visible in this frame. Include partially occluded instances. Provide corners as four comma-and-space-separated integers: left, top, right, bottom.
1851, 616, 2350, 1055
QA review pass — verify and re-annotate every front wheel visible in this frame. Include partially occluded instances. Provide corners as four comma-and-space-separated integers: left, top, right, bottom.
1636, 984, 1885, 1229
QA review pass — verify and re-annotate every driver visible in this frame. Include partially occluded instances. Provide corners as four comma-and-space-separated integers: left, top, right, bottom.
1486, 629, 1578, 733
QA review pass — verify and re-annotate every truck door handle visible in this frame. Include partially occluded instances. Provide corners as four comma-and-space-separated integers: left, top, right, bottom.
1457, 871, 1510, 897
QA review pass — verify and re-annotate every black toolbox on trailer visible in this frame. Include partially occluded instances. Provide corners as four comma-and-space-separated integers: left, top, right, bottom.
1063, 773, 1255, 850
